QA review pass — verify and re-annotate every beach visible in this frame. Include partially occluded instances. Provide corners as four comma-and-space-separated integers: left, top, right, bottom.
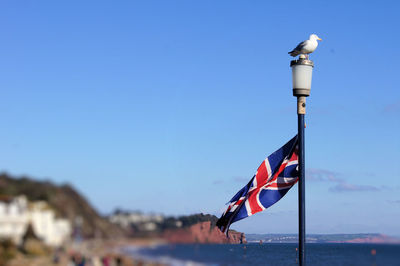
6, 238, 167, 266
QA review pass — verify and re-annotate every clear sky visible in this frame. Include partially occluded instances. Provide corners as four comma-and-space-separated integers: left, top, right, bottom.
1, 1, 399, 235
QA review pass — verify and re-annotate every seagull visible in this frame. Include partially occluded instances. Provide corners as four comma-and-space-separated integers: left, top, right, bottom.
289, 34, 322, 59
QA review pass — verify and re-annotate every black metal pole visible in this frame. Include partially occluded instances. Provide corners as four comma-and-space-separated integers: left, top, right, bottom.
298, 111, 305, 265
291, 56, 313, 266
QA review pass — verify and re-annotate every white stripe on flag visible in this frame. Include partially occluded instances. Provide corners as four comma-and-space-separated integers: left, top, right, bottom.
249, 175, 257, 192
265, 159, 272, 180
256, 191, 266, 211
245, 200, 252, 216
286, 160, 298, 167
276, 177, 298, 183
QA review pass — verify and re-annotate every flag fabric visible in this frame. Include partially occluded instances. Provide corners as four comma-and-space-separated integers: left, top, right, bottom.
216, 135, 299, 234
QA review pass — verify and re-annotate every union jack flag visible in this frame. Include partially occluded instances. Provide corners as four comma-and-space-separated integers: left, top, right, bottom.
217, 135, 299, 234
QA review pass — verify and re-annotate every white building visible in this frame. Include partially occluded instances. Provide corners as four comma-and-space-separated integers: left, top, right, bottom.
109, 211, 167, 232
0, 196, 28, 244
0, 195, 71, 246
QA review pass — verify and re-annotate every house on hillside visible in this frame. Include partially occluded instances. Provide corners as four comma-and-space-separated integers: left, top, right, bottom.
0, 196, 28, 244
109, 210, 168, 232
0, 195, 71, 246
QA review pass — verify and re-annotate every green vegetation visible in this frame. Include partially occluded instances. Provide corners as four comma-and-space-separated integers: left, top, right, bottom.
160, 213, 218, 230
0, 239, 18, 265
178, 213, 219, 228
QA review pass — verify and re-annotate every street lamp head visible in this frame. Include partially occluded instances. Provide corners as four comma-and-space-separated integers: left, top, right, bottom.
290, 55, 314, 97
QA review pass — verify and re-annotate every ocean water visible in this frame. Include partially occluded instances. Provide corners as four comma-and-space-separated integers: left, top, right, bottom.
124, 243, 400, 266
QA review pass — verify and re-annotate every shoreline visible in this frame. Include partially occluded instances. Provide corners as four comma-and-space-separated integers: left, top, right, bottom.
7, 238, 168, 266
7, 239, 400, 266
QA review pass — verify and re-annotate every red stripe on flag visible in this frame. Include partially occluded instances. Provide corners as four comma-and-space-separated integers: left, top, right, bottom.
247, 188, 263, 213
255, 161, 268, 187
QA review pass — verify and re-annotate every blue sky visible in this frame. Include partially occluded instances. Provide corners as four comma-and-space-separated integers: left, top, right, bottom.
0, 1, 399, 235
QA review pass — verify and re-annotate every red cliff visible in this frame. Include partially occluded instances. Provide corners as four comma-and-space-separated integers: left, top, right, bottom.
163, 221, 246, 244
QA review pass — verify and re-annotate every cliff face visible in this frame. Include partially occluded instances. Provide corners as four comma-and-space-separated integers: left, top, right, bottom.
163, 221, 246, 244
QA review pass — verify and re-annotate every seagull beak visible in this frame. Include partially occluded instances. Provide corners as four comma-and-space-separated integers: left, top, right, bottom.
317, 37, 322, 41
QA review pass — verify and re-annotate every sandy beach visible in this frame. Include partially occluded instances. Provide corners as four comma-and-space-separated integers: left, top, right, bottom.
6, 238, 167, 266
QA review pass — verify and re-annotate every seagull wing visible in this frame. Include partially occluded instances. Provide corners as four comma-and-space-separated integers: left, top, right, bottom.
288, 40, 308, 57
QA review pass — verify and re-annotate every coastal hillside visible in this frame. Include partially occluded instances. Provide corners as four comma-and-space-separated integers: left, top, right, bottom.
0, 173, 126, 238
0, 173, 246, 243
109, 211, 246, 243
246, 233, 400, 243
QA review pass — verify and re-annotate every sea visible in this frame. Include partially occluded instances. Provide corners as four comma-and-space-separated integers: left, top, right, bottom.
124, 243, 400, 266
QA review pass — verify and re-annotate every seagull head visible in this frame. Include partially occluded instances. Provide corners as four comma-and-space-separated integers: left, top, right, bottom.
309, 34, 322, 41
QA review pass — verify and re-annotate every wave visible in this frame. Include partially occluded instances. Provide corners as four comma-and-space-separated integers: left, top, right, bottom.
122, 244, 216, 266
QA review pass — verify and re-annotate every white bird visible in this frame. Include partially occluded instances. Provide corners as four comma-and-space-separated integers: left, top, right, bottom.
289, 34, 322, 59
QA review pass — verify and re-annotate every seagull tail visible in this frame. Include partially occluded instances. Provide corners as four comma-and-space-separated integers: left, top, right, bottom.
288, 50, 300, 57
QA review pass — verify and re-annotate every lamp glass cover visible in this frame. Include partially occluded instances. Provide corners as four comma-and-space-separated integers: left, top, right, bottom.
292, 64, 313, 91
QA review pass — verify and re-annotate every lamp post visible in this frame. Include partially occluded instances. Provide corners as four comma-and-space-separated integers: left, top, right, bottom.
290, 54, 314, 266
